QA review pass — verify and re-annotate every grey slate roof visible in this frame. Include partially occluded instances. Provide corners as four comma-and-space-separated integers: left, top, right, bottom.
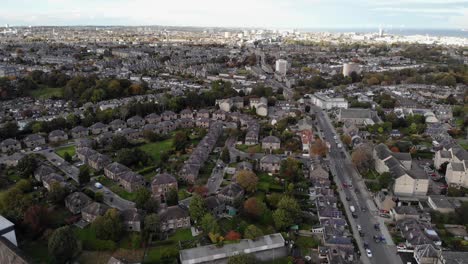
152, 173, 177, 185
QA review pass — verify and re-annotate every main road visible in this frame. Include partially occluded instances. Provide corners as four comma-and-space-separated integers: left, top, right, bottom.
313, 106, 402, 264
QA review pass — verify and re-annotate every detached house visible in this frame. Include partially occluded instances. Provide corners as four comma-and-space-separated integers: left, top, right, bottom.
104, 162, 130, 180
82, 202, 109, 223
261, 136, 281, 151
70, 126, 89, 139
90, 122, 109, 135
179, 109, 193, 119
159, 205, 190, 232
48, 130, 68, 143
65, 192, 92, 214
434, 144, 468, 188
218, 183, 244, 206
259, 155, 281, 173
23, 134, 45, 148
76, 147, 97, 163
117, 171, 145, 192
109, 119, 127, 131
145, 113, 162, 124
151, 173, 178, 200
87, 153, 111, 171
127, 115, 145, 128
161, 111, 177, 121
0, 139, 21, 153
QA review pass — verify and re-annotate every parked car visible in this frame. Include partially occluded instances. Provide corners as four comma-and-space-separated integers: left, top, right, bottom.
366, 249, 372, 258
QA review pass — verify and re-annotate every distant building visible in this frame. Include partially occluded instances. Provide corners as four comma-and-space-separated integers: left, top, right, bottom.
342, 62, 361, 77
275, 59, 288, 76
309, 93, 348, 110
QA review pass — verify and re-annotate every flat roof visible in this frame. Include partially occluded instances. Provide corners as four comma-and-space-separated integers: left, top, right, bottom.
179, 233, 285, 264
0, 215, 14, 230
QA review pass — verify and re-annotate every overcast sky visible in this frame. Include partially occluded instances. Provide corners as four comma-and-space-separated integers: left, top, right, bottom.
0, 0, 467, 29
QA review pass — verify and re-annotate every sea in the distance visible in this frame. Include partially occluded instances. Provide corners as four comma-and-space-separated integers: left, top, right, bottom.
302, 28, 468, 38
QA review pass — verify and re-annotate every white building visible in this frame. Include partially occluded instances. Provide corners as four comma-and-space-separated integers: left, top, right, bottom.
275, 59, 288, 76
0, 215, 17, 246
342, 62, 361, 77
309, 93, 348, 110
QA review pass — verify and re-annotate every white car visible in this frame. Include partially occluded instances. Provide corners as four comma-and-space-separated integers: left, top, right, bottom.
366, 249, 372, 258
357, 224, 362, 231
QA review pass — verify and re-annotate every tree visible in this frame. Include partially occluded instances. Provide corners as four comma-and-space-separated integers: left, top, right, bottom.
227, 254, 255, 264
17, 154, 37, 179
341, 135, 352, 146
0, 185, 32, 221
378, 172, 393, 190
23, 205, 49, 236
78, 165, 91, 184
310, 139, 328, 157
143, 213, 160, 238
134, 187, 151, 209
225, 230, 241, 241
279, 157, 302, 180
438, 161, 449, 175
193, 185, 208, 197
243, 197, 264, 219
189, 194, 207, 224
63, 152, 72, 163
48, 226, 79, 264
221, 147, 230, 163
244, 224, 263, 240
166, 187, 179, 206
277, 196, 301, 220
235, 170, 258, 193
111, 135, 130, 151
200, 213, 220, 234
273, 208, 293, 230
351, 144, 373, 173
92, 208, 123, 241
48, 182, 68, 206
173, 131, 190, 152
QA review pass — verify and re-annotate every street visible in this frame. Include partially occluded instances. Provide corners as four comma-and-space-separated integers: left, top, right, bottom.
314, 106, 403, 264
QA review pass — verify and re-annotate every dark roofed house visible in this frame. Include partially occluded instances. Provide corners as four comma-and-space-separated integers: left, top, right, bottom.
116, 127, 141, 142
260, 154, 281, 173
262, 136, 281, 151
82, 202, 109, 223
127, 115, 145, 128
122, 208, 142, 232
23, 134, 45, 148
159, 205, 190, 231
117, 171, 145, 192
151, 173, 178, 200
104, 162, 130, 180
0, 138, 21, 153
109, 119, 127, 131
145, 113, 161, 124
175, 118, 195, 129
205, 196, 225, 217
34, 165, 55, 182
90, 122, 109, 135
217, 183, 244, 206
161, 111, 177, 121
236, 161, 253, 171
96, 131, 114, 146
212, 110, 226, 121
65, 192, 92, 214
180, 109, 193, 119
88, 153, 112, 171
338, 108, 382, 126
70, 126, 89, 139
196, 109, 210, 119
42, 173, 66, 191
48, 130, 68, 143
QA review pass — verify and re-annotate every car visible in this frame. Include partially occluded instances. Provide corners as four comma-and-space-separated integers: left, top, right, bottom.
357, 224, 362, 231
396, 244, 406, 251
94, 182, 103, 189
366, 249, 372, 257
361, 207, 367, 212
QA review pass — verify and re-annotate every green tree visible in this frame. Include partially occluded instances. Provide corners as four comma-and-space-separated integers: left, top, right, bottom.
63, 152, 72, 163
227, 254, 256, 264
48, 182, 68, 206
48, 226, 79, 264
134, 187, 151, 209
221, 147, 230, 163
243, 224, 263, 240
200, 213, 220, 234
17, 154, 37, 179
173, 131, 190, 152
277, 196, 301, 220
273, 208, 293, 230
189, 194, 207, 224
92, 208, 123, 241
143, 213, 160, 238
111, 135, 130, 151
166, 187, 179, 206
280, 157, 302, 180
78, 165, 91, 184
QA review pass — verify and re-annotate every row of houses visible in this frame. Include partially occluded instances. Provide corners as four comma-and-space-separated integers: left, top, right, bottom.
434, 142, 468, 189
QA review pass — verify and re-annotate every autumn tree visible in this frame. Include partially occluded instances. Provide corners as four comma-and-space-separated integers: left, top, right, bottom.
310, 138, 328, 157
235, 170, 258, 193
341, 134, 352, 146
244, 224, 263, 240
23, 205, 49, 236
279, 157, 302, 180
351, 143, 374, 173
243, 197, 265, 219
225, 230, 241, 241
193, 185, 208, 197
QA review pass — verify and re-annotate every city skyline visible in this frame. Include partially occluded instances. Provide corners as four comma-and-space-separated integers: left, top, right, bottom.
1, 0, 467, 29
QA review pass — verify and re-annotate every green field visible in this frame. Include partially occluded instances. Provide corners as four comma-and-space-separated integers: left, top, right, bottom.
137, 139, 173, 162
30, 86, 64, 99
74, 227, 117, 251
55, 145, 76, 159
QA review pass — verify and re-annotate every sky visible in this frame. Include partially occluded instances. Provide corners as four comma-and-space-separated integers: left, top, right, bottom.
0, 0, 467, 29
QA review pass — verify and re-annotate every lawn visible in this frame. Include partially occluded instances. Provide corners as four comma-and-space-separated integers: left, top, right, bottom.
30, 86, 64, 99
138, 139, 173, 163
74, 226, 117, 251
144, 244, 178, 264
257, 173, 283, 192
295, 236, 320, 255
55, 145, 76, 159
97, 176, 138, 202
